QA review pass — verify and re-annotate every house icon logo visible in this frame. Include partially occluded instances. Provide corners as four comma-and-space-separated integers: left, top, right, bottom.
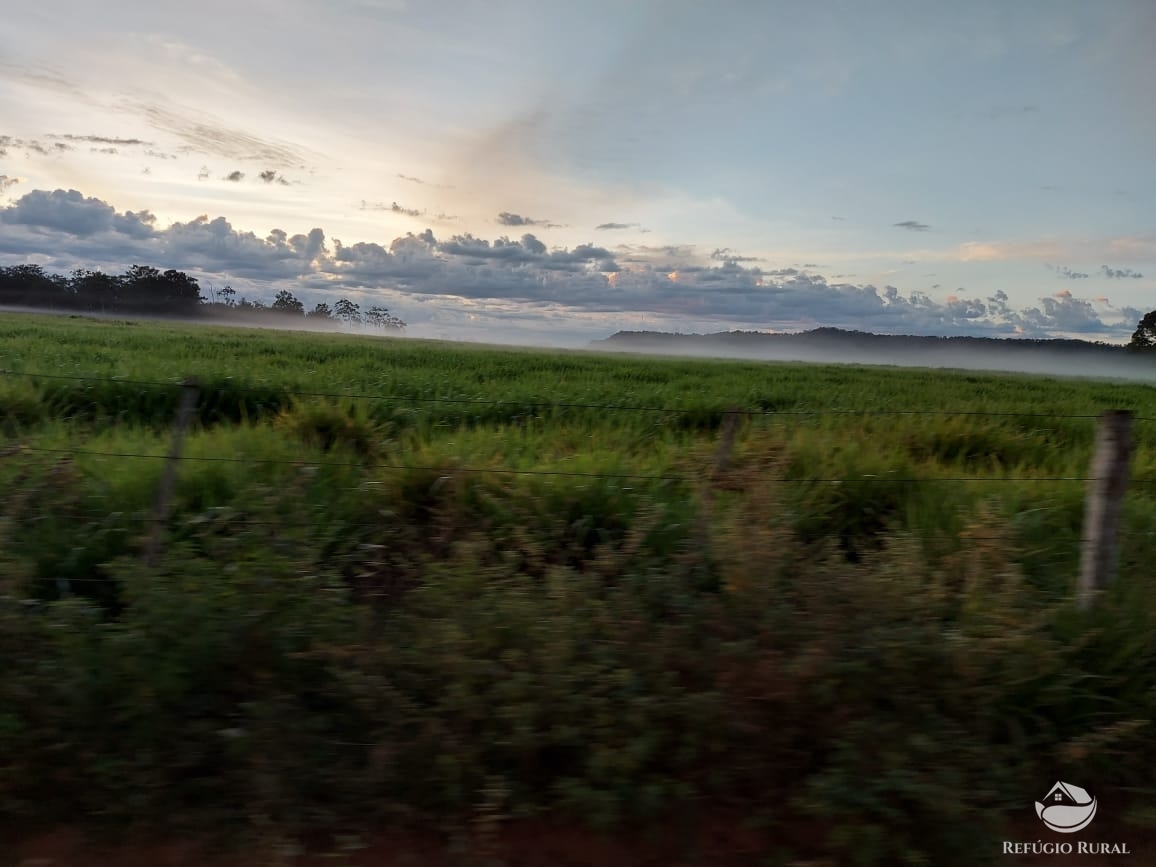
1035, 782, 1097, 833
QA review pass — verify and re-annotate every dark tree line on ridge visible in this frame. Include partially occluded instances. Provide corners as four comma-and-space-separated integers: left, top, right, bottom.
0, 264, 405, 330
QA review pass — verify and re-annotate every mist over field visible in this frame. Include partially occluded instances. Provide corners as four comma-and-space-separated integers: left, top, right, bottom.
7, 303, 1154, 384
592, 330, 1156, 384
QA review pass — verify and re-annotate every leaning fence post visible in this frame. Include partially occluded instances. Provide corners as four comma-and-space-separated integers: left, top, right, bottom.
144, 377, 200, 568
1077, 409, 1133, 609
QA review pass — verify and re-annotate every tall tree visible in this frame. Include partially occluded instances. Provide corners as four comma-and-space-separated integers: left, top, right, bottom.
271, 290, 305, 316
69, 268, 123, 312
1129, 310, 1156, 351
366, 305, 405, 330
333, 298, 361, 326
306, 302, 333, 320
0, 264, 71, 308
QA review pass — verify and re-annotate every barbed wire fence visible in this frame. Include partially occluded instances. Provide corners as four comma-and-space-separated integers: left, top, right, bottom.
3, 369, 1154, 608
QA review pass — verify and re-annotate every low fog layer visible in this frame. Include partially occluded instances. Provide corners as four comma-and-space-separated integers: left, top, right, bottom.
591, 331, 1156, 385
6, 306, 1154, 385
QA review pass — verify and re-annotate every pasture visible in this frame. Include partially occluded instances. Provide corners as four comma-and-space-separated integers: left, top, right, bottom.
2, 312, 1156, 865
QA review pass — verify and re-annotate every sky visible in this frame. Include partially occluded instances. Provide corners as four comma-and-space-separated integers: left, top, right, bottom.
1, 0, 1154, 346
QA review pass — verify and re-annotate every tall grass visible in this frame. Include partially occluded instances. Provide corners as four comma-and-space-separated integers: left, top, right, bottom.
2, 313, 1156, 864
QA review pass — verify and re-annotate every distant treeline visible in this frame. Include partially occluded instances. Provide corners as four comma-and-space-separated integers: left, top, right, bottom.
0, 264, 405, 330
598, 327, 1134, 355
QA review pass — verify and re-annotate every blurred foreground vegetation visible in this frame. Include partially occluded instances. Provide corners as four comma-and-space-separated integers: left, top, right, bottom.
2, 313, 1156, 865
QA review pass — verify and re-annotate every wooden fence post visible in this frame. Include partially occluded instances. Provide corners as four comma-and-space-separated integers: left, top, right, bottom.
712, 407, 742, 478
143, 377, 200, 568
1077, 409, 1133, 609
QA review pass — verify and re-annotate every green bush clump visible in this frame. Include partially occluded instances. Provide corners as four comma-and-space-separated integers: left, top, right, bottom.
2, 470, 1154, 865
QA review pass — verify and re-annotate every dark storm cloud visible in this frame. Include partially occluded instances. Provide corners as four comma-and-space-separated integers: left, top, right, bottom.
893, 220, 931, 232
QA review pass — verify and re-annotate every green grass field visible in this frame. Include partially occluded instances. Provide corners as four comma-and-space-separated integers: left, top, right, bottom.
3, 312, 1156, 864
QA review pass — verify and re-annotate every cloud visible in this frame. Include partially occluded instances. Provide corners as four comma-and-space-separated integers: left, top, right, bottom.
0, 189, 156, 238
359, 202, 457, 222
596, 222, 640, 231
358, 200, 424, 218
0, 175, 21, 195
894, 220, 931, 232
710, 247, 761, 263
224, 170, 245, 182
130, 102, 307, 167
197, 167, 211, 181
48, 134, 152, 146
0, 187, 1142, 342
961, 235, 1156, 264
258, 169, 291, 185
397, 174, 424, 184
0, 136, 72, 156
1046, 264, 1090, 279
1102, 265, 1144, 279
497, 212, 561, 228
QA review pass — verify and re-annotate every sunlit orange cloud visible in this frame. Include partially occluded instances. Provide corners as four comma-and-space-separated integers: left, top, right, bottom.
959, 240, 1064, 262
606, 272, 619, 285
1055, 289, 1072, 298
946, 294, 959, 302
667, 271, 680, 282
959, 235, 1156, 264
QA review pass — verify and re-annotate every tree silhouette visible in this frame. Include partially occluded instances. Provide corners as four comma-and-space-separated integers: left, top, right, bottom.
333, 298, 361, 326
306, 302, 333, 320
0, 264, 70, 307
0, 264, 405, 329
1130, 310, 1156, 351
366, 305, 405, 330
271, 290, 305, 316
70, 269, 123, 312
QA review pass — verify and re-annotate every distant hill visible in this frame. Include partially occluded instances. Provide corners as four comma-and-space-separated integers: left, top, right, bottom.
591, 328, 1154, 382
